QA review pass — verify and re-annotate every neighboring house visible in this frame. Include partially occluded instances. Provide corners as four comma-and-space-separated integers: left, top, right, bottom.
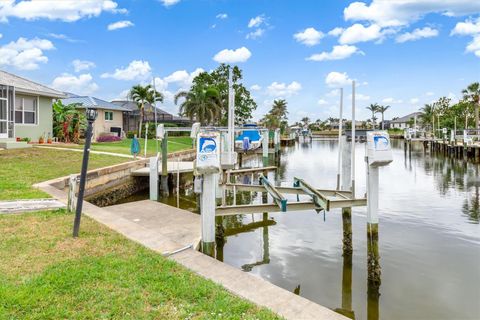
0, 70, 65, 149
390, 112, 423, 129
379, 120, 391, 130
61, 95, 129, 140
111, 100, 191, 133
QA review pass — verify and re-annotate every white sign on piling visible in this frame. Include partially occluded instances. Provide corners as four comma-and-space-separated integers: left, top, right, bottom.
366, 131, 393, 224
196, 131, 221, 256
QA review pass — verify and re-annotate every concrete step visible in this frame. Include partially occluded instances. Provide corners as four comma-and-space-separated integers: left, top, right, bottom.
0, 140, 32, 149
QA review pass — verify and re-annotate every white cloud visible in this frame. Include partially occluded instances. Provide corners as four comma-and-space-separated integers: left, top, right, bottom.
451, 18, 480, 58
325, 71, 352, 88
396, 27, 439, 43
382, 97, 403, 104
246, 28, 265, 40
101, 60, 151, 81
339, 23, 384, 44
107, 20, 134, 31
318, 99, 328, 105
47, 33, 79, 43
248, 15, 265, 28
213, 47, 251, 63
0, 34, 2, 39
466, 35, 480, 57
267, 81, 302, 97
72, 59, 95, 72
451, 18, 480, 36
0, 0, 126, 22
344, 0, 480, 27
216, 13, 228, 19
250, 84, 261, 91
307, 45, 363, 61
425, 91, 434, 96
0, 37, 54, 70
294, 27, 324, 46
247, 14, 268, 40
410, 98, 420, 104
328, 27, 344, 37
51, 73, 98, 95
163, 68, 204, 90
160, 0, 181, 7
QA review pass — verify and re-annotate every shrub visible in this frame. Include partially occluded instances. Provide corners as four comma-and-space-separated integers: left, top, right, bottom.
97, 135, 122, 143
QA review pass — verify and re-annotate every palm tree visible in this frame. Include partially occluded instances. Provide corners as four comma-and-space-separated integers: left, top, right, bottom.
366, 103, 380, 129
129, 84, 164, 137
271, 99, 288, 120
377, 105, 390, 130
175, 85, 222, 125
420, 103, 434, 133
462, 82, 480, 130
301, 117, 310, 127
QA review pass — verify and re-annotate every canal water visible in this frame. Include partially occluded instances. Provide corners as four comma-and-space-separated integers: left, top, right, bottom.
216, 139, 480, 320
125, 139, 480, 319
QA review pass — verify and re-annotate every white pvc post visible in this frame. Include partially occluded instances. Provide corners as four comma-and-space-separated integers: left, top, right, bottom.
366, 164, 379, 224
144, 122, 149, 158
337, 88, 344, 190
201, 173, 216, 256
227, 69, 235, 165
149, 156, 158, 201
67, 174, 77, 212
341, 136, 351, 191
262, 130, 269, 166
351, 81, 356, 198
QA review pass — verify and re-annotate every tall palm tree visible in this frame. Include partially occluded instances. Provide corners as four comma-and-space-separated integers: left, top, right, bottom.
366, 103, 380, 129
175, 85, 222, 125
271, 99, 288, 120
462, 82, 480, 130
420, 103, 434, 133
377, 105, 390, 130
129, 84, 164, 137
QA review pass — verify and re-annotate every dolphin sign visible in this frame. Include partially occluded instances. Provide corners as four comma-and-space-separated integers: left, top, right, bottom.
199, 137, 217, 153
373, 135, 390, 151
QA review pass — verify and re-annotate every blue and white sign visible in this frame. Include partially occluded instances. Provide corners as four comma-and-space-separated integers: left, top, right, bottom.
367, 131, 393, 167
196, 132, 220, 173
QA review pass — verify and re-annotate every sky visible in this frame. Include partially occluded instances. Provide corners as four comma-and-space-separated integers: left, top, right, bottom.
0, 0, 479, 122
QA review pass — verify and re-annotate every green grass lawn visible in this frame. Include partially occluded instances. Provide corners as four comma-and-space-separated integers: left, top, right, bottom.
0, 210, 280, 320
0, 148, 128, 201
50, 137, 194, 157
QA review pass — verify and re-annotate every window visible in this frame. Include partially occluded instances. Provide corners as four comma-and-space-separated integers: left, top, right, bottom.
105, 111, 113, 121
14, 95, 37, 125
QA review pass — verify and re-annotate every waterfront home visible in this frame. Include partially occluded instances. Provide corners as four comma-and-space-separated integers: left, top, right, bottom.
390, 112, 423, 129
111, 100, 191, 133
61, 95, 129, 140
0, 70, 66, 149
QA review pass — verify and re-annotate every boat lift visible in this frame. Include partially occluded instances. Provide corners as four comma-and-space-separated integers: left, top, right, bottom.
215, 174, 366, 216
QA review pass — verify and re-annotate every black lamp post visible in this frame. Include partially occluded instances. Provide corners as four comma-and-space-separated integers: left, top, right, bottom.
73, 107, 98, 237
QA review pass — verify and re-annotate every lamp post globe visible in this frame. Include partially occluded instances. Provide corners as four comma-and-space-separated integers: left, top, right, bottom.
72, 107, 97, 237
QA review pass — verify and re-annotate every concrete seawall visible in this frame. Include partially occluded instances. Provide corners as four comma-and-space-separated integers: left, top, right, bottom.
34, 161, 347, 320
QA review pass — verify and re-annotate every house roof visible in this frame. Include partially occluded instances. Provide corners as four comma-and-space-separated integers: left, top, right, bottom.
61, 95, 129, 112
110, 100, 172, 115
0, 70, 66, 98
390, 112, 423, 123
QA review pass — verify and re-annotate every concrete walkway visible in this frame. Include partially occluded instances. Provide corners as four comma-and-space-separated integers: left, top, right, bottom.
0, 199, 65, 214
35, 146, 139, 159
35, 180, 347, 320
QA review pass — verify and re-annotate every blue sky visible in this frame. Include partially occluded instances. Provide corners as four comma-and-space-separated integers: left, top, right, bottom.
0, 0, 479, 121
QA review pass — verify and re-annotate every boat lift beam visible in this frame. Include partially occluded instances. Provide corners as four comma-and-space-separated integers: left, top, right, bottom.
259, 174, 287, 212
294, 177, 331, 211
